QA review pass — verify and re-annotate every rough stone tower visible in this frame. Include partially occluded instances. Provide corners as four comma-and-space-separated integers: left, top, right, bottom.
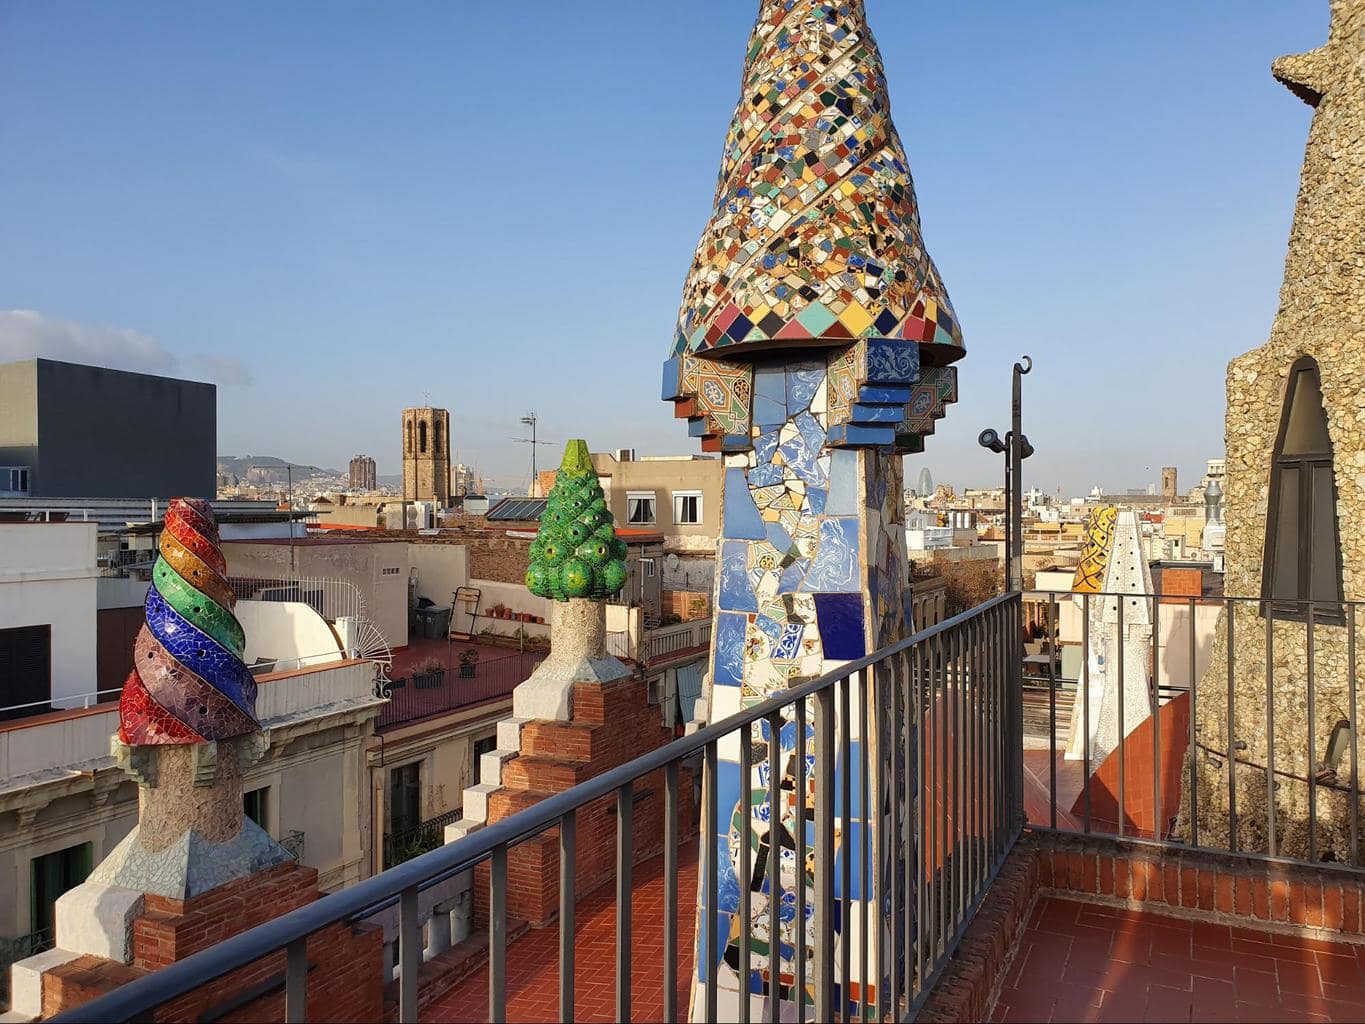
402, 406, 451, 506
664, 1, 965, 1016
1186, 0, 1365, 863
1161, 466, 1178, 502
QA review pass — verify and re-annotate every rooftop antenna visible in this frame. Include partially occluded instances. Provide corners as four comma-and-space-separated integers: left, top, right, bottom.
512, 412, 554, 496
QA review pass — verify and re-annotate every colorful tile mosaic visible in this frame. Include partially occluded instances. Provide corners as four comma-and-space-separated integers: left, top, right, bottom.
669, 0, 964, 376
119, 498, 260, 746
697, 359, 912, 1019
663, 354, 754, 452
1072, 506, 1119, 594
525, 441, 629, 601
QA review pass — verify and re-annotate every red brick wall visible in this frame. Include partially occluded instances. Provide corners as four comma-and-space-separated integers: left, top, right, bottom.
1071, 691, 1191, 839
473, 678, 695, 929
43, 863, 384, 1023
1158, 566, 1204, 604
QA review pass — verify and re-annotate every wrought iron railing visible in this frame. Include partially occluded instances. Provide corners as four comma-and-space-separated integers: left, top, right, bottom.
228, 576, 365, 625
1, 928, 52, 1005
376, 650, 545, 729
53, 594, 1023, 1023
1021, 589, 1364, 873
383, 810, 464, 870
280, 831, 305, 863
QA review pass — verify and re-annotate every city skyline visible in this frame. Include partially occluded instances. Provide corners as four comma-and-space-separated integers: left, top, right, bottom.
0, 1, 1327, 495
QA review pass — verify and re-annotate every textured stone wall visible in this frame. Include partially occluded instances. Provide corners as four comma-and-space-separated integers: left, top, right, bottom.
1186, 0, 1365, 863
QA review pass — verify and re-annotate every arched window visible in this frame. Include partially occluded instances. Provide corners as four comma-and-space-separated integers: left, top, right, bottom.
434, 418, 442, 454
419, 420, 428, 454
1262, 357, 1344, 622
405, 419, 412, 454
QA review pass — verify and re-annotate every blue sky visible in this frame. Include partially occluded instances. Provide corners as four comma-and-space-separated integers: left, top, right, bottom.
0, 1, 1327, 495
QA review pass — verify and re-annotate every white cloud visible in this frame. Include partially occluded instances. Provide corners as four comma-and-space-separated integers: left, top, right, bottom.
0, 309, 252, 386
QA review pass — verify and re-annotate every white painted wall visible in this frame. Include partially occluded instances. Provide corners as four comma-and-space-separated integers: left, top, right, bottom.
237, 600, 344, 671
96, 577, 149, 610
408, 544, 469, 606
0, 523, 98, 707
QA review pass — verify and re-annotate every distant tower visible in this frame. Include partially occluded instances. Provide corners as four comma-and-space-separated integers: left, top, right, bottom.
402, 407, 451, 506
349, 454, 377, 491
1161, 466, 1178, 501
916, 467, 934, 497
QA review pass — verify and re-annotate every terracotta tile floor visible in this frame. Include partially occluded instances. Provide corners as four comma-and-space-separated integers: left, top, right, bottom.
992, 896, 1365, 1023
426, 843, 698, 1023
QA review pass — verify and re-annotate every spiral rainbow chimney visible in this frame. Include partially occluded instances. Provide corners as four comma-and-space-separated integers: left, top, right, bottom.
118, 498, 259, 745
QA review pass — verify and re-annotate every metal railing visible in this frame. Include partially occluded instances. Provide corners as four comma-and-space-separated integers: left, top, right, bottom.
383, 809, 464, 869
1, 928, 51, 1005
1022, 589, 1363, 873
377, 650, 545, 729
0, 687, 121, 721
55, 593, 1023, 1023
645, 617, 711, 662
228, 575, 365, 624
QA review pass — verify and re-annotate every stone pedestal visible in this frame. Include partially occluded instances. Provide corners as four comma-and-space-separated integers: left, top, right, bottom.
512, 598, 629, 722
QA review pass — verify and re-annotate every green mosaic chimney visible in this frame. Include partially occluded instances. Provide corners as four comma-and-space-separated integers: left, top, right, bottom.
525, 440, 628, 601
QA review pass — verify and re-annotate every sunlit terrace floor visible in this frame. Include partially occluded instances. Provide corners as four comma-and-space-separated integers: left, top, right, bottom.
991, 896, 1365, 1023
426, 843, 699, 1023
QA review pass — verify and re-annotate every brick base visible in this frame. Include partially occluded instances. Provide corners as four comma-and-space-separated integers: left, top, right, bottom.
42, 863, 384, 1022
918, 830, 1365, 1022
473, 677, 695, 929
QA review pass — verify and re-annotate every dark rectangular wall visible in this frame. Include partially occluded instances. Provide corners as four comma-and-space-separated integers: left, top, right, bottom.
31, 359, 216, 498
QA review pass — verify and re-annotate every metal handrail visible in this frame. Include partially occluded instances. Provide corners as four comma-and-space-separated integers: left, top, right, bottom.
56, 592, 1022, 1024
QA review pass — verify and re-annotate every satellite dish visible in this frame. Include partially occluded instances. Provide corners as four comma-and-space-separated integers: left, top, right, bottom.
665, 553, 680, 571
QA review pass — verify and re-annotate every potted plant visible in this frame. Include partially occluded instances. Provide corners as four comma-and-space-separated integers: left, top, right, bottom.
458, 648, 480, 678
412, 656, 445, 689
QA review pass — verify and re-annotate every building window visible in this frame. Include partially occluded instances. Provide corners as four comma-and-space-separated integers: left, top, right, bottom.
472, 733, 497, 767
406, 419, 413, 455
642, 558, 656, 578
434, 419, 442, 453
672, 491, 702, 525
389, 762, 421, 835
1, 467, 29, 494
0, 625, 51, 721
626, 491, 656, 525
419, 420, 428, 454
243, 787, 269, 829
31, 843, 92, 939
1262, 357, 1344, 623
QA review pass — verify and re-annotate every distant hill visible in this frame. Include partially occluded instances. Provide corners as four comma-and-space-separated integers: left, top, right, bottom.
216, 455, 341, 482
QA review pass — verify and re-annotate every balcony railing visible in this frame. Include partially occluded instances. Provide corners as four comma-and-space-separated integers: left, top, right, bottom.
1021, 590, 1364, 872
377, 650, 545, 729
383, 810, 464, 869
1, 928, 51, 1006
54, 593, 1024, 1024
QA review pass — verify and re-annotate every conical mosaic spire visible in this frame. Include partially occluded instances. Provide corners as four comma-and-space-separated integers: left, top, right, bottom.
672, 0, 964, 362
526, 441, 628, 601
119, 498, 259, 745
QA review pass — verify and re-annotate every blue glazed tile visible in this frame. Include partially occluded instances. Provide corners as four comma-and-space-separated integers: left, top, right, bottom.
814, 592, 866, 660
713, 612, 748, 686
786, 362, 824, 412
828, 423, 897, 447
807, 486, 828, 516
834, 739, 866, 819
754, 429, 779, 465
857, 384, 914, 405
833, 820, 869, 900
755, 614, 783, 641
778, 558, 810, 593
772, 623, 804, 660
802, 517, 860, 592
698, 760, 741, 981
661, 357, 683, 401
754, 365, 787, 427
144, 588, 255, 715
826, 450, 859, 515
863, 337, 920, 384
849, 402, 906, 424
719, 541, 758, 612
765, 521, 794, 557
749, 461, 784, 487
688, 416, 708, 437
723, 468, 767, 539
778, 412, 827, 487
